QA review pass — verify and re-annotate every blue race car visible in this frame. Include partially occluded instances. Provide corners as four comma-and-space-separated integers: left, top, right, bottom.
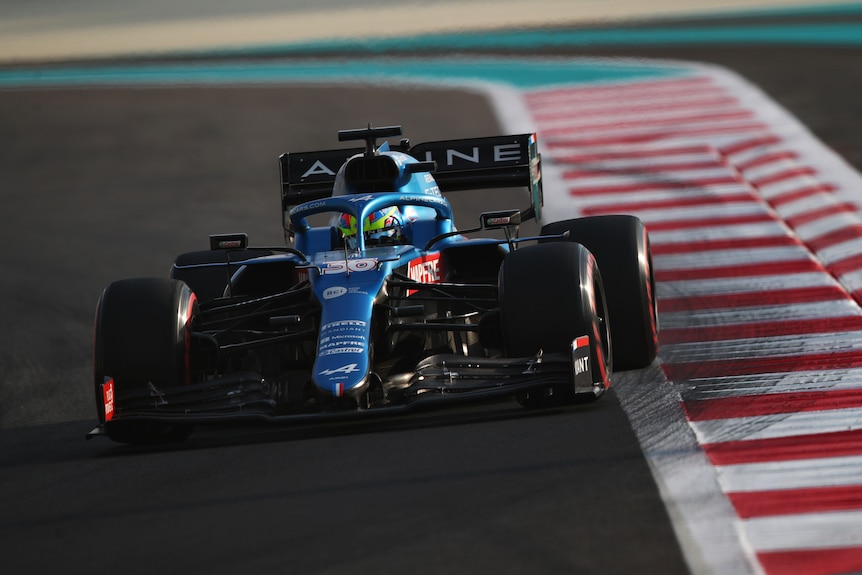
89, 126, 658, 443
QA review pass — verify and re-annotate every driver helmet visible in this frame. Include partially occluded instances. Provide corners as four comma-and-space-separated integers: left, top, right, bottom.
338, 206, 403, 249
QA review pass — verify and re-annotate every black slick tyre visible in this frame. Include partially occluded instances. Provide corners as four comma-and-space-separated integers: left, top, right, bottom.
93, 278, 197, 444
541, 215, 658, 370
499, 242, 611, 406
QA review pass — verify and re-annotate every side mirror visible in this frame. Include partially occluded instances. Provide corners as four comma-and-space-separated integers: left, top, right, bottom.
480, 210, 521, 230
406, 161, 437, 174
210, 233, 249, 250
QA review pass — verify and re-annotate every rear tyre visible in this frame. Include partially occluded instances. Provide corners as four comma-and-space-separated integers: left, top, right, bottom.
93, 278, 197, 444
541, 215, 658, 370
499, 242, 611, 407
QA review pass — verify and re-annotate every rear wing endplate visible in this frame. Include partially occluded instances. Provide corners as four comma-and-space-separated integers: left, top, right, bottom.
279, 133, 543, 233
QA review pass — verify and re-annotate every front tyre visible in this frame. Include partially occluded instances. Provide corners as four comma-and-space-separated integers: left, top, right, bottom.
93, 278, 197, 444
542, 215, 658, 370
499, 242, 611, 407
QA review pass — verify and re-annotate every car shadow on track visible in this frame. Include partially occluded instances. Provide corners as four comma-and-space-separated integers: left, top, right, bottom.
0, 392, 615, 465
98, 397, 610, 456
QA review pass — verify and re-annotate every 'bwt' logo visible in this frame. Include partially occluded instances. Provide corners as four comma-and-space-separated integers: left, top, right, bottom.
574, 356, 589, 376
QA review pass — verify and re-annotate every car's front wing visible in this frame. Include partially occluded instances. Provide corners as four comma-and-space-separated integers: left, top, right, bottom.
87, 340, 600, 438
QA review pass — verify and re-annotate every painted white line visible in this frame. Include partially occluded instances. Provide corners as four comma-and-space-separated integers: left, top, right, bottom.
611, 366, 761, 575
662, 330, 862, 363
649, 222, 792, 244
512, 62, 862, 575
743, 509, 862, 552
670, 132, 783, 153
562, 165, 741, 184
621, 202, 773, 224
795, 212, 862, 240
838, 270, 862, 294
546, 140, 720, 155
770, 194, 848, 221
722, 144, 785, 166
657, 272, 840, 298
654, 246, 812, 270
565, 177, 747, 193
532, 94, 741, 119
526, 77, 714, 106
540, 117, 769, 143
692, 408, 862, 444
511, 70, 763, 575
659, 300, 861, 329
717, 454, 862, 492
679, 370, 862, 400
816, 237, 862, 266
733, 157, 811, 183
512, 59, 862, 575
536, 104, 751, 131
570, 185, 755, 210
528, 79, 717, 105
555, 151, 721, 169
706, 62, 862, 215
752, 174, 826, 201
570, 184, 753, 206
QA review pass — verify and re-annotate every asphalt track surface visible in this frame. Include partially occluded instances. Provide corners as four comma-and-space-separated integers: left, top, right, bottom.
2, 24, 861, 575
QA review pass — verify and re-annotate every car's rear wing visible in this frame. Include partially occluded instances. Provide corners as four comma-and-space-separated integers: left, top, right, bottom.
279, 133, 543, 237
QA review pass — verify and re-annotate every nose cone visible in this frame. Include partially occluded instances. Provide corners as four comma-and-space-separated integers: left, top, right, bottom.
315, 369, 371, 408
314, 319, 371, 400
310, 256, 386, 406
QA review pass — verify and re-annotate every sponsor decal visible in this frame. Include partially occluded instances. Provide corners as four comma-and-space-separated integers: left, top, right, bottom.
319, 363, 360, 377
318, 316, 368, 355
408, 253, 441, 284
323, 286, 347, 300
321, 343, 365, 352
320, 328, 365, 339
494, 143, 522, 162
320, 347, 366, 356
420, 143, 523, 166
407, 253, 442, 295
574, 356, 590, 376
531, 155, 542, 183
103, 378, 115, 421
301, 160, 336, 178
448, 147, 478, 164
399, 194, 448, 206
320, 319, 367, 331
320, 335, 366, 347
321, 336, 365, 346
572, 336, 591, 376
290, 199, 328, 216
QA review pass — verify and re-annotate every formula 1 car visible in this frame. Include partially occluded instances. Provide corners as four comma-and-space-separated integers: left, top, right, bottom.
89, 125, 658, 443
